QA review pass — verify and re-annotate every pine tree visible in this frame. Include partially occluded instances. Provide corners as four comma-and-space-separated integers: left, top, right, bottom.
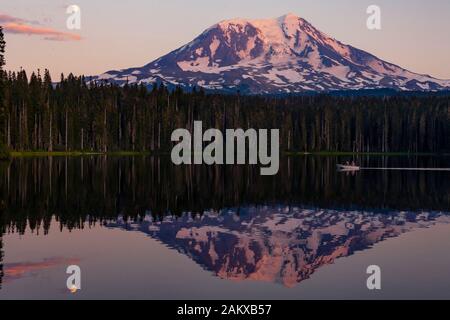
0, 26, 5, 69
0, 26, 10, 159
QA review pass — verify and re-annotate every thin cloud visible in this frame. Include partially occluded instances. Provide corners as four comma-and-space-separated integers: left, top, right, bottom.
0, 13, 39, 25
1, 13, 81, 41
3, 22, 81, 41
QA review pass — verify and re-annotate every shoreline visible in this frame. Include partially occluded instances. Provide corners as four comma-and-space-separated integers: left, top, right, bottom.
9, 151, 152, 158
286, 151, 450, 157
5, 150, 449, 158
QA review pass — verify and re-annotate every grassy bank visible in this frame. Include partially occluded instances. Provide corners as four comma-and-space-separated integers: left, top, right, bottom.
286, 151, 450, 157
7, 150, 450, 158
10, 151, 151, 158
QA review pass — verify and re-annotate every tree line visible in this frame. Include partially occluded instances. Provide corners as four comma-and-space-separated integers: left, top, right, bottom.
0, 70, 449, 154
0, 26, 7, 159
0, 26, 449, 154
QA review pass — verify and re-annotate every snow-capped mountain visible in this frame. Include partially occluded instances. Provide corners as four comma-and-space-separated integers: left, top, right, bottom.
107, 207, 450, 287
93, 13, 450, 94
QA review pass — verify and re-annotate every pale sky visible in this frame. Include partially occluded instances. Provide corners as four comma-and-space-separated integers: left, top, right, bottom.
1, 0, 450, 80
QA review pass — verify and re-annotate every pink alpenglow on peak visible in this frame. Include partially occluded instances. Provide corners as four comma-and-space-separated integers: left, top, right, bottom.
93, 13, 450, 94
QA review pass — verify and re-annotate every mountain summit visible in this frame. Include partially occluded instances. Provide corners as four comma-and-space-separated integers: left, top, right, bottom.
94, 13, 450, 94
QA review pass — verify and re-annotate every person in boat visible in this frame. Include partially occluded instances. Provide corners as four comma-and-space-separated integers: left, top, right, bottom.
346, 161, 350, 166
351, 161, 356, 166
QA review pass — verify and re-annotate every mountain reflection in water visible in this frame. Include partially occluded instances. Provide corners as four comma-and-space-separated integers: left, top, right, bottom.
107, 207, 450, 287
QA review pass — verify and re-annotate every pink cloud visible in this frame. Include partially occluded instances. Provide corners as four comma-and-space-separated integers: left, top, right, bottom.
3, 22, 82, 41
0, 13, 39, 25
1, 13, 81, 41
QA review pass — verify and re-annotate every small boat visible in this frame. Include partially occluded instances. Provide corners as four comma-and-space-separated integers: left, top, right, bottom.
337, 164, 360, 171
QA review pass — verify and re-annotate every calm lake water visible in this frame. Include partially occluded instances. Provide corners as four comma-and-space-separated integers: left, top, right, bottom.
0, 155, 450, 299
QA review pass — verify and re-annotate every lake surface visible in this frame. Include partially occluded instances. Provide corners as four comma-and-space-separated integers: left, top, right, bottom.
1, 155, 450, 299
